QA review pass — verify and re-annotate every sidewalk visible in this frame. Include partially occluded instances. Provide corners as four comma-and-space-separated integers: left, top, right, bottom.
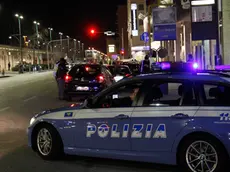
0, 70, 53, 78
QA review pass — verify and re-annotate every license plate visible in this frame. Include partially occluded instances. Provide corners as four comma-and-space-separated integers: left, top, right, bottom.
76, 86, 89, 91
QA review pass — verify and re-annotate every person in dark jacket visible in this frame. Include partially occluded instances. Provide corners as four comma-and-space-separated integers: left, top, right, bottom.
56, 58, 68, 100
141, 55, 150, 74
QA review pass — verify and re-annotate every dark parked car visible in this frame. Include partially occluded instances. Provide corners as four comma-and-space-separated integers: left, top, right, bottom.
64, 64, 114, 101
121, 62, 140, 75
113, 65, 132, 82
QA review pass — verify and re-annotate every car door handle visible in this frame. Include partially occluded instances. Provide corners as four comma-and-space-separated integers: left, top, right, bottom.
171, 113, 189, 119
114, 114, 129, 119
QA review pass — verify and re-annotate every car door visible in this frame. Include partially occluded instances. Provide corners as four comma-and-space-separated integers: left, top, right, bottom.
74, 80, 144, 151
130, 79, 199, 152
102, 67, 113, 86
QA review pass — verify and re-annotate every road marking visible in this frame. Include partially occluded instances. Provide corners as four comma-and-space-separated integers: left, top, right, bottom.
23, 96, 36, 102
0, 107, 10, 112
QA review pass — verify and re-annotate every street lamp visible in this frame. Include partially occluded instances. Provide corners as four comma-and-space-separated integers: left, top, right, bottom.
82, 43, 84, 58
59, 32, 63, 52
73, 39, 77, 62
48, 27, 53, 41
15, 13, 23, 63
66, 35, 70, 53
33, 21, 40, 38
77, 40, 81, 58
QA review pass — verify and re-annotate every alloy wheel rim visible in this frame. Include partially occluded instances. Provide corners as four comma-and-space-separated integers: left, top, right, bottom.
186, 140, 218, 172
37, 128, 52, 156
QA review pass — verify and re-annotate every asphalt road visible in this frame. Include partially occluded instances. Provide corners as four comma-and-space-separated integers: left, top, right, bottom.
0, 72, 178, 172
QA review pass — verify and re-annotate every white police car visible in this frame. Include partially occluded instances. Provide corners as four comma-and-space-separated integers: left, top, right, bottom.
28, 67, 230, 172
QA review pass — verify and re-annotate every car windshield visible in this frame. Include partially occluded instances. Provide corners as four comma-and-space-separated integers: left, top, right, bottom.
115, 66, 131, 75
69, 65, 101, 77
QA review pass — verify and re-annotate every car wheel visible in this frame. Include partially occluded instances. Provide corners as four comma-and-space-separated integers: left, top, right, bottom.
35, 124, 63, 160
178, 135, 228, 172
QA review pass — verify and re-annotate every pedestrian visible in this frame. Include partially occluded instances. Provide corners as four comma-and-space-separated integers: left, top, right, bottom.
140, 55, 150, 74
2, 68, 5, 76
187, 54, 193, 62
56, 58, 68, 100
8, 62, 11, 71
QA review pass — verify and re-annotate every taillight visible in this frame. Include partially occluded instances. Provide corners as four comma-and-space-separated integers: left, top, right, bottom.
65, 74, 73, 82
96, 74, 105, 83
126, 74, 131, 77
85, 66, 89, 71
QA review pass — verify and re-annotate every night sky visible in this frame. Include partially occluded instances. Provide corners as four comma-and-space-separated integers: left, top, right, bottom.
0, 0, 126, 53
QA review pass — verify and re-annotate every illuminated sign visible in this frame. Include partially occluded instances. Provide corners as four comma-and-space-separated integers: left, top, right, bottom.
131, 3, 138, 36
108, 45, 115, 53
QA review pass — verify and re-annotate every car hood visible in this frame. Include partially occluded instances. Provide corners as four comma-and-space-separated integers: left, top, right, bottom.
34, 103, 84, 118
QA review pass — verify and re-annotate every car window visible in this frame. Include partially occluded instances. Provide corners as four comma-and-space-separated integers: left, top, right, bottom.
94, 82, 143, 108
142, 81, 196, 107
199, 83, 230, 106
116, 66, 131, 75
107, 66, 115, 75
69, 65, 101, 78
103, 67, 113, 77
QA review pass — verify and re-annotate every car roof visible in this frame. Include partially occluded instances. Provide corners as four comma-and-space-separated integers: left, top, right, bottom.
75, 64, 101, 67
118, 72, 230, 84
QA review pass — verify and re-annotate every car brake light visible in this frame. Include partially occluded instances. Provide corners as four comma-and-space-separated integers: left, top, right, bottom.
65, 74, 72, 82
85, 66, 89, 71
96, 74, 104, 83
126, 74, 131, 77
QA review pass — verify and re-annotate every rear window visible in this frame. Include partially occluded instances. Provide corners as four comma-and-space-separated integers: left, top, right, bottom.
69, 65, 101, 77
116, 66, 131, 75
126, 64, 140, 73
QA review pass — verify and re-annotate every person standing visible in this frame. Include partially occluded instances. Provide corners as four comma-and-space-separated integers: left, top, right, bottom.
140, 55, 150, 74
8, 62, 11, 71
56, 58, 68, 100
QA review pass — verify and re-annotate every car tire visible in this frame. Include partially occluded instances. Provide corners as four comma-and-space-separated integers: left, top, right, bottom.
178, 135, 228, 172
35, 124, 63, 160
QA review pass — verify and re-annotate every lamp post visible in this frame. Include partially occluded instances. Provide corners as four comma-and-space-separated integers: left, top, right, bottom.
59, 32, 63, 52
48, 27, 53, 68
15, 13, 23, 63
82, 43, 84, 58
33, 21, 40, 64
33, 21, 40, 40
48, 27, 53, 41
66, 35, 70, 53
78, 40, 81, 58
73, 39, 77, 62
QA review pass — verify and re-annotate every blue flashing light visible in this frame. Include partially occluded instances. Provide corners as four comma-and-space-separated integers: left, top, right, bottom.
158, 62, 200, 72
193, 62, 198, 69
161, 62, 171, 70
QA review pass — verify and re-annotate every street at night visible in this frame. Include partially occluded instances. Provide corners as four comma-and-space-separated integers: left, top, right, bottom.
0, 0, 230, 172
0, 73, 178, 172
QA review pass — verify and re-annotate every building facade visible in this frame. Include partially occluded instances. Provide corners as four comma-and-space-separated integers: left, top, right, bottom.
127, 0, 148, 61
106, 37, 120, 61
117, 5, 129, 58
0, 44, 63, 70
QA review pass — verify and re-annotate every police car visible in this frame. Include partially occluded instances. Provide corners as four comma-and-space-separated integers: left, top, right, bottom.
28, 63, 230, 172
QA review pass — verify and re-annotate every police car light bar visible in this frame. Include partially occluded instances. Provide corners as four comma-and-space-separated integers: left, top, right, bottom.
159, 62, 199, 71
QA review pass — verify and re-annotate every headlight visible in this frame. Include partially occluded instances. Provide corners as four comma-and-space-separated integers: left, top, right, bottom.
30, 117, 36, 125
